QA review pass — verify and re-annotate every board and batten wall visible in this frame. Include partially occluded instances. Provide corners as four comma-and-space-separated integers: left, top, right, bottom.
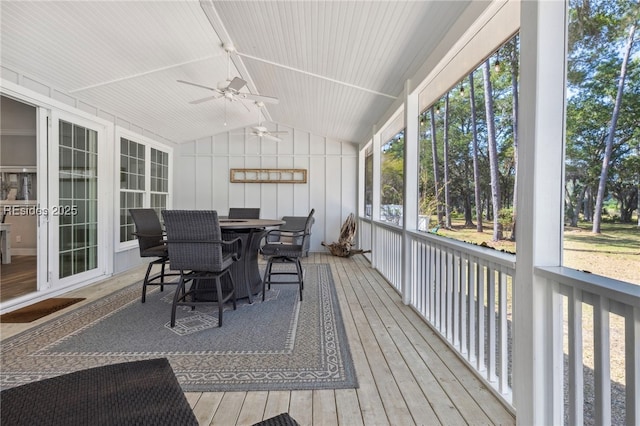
174, 125, 358, 252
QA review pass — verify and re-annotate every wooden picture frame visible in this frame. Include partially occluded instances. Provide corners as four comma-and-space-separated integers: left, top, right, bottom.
230, 168, 307, 184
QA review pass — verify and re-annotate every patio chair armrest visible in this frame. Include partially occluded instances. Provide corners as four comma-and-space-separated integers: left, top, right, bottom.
221, 236, 243, 261
164, 238, 242, 260
133, 231, 164, 239
264, 229, 305, 239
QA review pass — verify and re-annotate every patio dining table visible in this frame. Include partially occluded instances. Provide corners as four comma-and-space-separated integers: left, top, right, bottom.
219, 218, 284, 303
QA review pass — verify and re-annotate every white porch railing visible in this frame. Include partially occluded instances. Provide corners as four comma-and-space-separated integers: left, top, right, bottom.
407, 229, 516, 405
371, 220, 403, 292
537, 266, 640, 425
359, 217, 640, 423
358, 217, 372, 262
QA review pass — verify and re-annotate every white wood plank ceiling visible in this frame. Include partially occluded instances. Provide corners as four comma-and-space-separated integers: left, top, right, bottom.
1, 0, 484, 144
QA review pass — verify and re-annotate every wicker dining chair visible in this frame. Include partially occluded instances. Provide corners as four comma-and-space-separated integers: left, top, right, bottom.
228, 207, 261, 219
259, 209, 314, 302
129, 209, 179, 303
162, 210, 242, 327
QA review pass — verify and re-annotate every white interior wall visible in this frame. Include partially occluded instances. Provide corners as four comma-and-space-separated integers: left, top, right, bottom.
174, 124, 358, 252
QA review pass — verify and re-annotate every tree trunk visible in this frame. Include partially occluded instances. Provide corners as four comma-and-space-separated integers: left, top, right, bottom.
429, 107, 443, 225
585, 186, 593, 222
443, 93, 452, 229
464, 143, 475, 227
593, 22, 636, 233
575, 185, 586, 226
464, 194, 474, 226
468, 72, 483, 233
483, 59, 503, 241
565, 178, 580, 227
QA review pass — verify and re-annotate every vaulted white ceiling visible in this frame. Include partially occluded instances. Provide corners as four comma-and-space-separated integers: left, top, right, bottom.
1, 1, 489, 144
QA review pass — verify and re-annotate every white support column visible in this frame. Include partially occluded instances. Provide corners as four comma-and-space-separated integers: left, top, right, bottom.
358, 148, 366, 218
371, 127, 381, 268
403, 80, 419, 305
514, 0, 568, 424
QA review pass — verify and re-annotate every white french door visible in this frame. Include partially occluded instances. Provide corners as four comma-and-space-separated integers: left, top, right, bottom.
47, 111, 108, 288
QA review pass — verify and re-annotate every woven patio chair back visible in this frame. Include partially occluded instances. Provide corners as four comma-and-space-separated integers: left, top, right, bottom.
162, 210, 226, 272
228, 207, 261, 219
129, 209, 165, 256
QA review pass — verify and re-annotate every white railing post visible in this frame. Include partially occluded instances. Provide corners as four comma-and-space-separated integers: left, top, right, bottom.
549, 281, 565, 422
488, 266, 497, 382
626, 305, 640, 425
498, 269, 509, 395
567, 286, 584, 425
594, 296, 612, 425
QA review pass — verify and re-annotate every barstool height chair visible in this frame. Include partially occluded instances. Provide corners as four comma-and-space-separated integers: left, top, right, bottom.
129, 209, 179, 303
162, 210, 242, 327
260, 209, 315, 302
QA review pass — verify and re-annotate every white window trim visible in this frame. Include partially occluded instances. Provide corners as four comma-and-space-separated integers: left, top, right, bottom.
115, 127, 173, 252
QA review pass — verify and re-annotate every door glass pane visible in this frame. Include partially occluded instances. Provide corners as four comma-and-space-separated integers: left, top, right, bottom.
59, 120, 98, 278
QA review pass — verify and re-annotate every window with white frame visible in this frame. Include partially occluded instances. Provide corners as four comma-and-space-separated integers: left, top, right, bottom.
118, 132, 171, 246
150, 147, 169, 220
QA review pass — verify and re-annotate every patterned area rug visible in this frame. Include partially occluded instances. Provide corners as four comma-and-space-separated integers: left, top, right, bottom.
0, 264, 358, 392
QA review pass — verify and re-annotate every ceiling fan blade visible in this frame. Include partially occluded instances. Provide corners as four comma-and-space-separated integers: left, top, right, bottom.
244, 93, 279, 104
269, 130, 289, 135
177, 80, 217, 91
189, 95, 220, 104
227, 76, 247, 92
264, 134, 282, 142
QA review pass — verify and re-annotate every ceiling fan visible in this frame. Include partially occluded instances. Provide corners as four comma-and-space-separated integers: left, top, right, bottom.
177, 44, 278, 110
250, 103, 288, 142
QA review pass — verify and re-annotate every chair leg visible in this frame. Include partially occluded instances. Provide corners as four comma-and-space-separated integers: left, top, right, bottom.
226, 269, 237, 311
190, 278, 198, 310
170, 273, 186, 327
295, 258, 303, 301
262, 259, 274, 301
215, 276, 224, 326
141, 261, 154, 303
159, 261, 166, 292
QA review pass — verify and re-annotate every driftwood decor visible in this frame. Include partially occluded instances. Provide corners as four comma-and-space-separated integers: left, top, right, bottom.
322, 213, 371, 257
230, 168, 307, 184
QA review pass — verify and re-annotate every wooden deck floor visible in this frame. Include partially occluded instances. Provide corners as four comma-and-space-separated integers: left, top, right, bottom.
0, 253, 515, 426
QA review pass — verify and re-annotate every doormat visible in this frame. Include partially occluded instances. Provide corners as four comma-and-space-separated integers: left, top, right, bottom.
0, 298, 85, 323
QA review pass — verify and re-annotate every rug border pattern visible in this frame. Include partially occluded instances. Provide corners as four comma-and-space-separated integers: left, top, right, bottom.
0, 264, 358, 392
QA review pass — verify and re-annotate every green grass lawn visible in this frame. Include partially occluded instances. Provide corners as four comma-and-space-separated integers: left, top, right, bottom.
432, 218, 639, 285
